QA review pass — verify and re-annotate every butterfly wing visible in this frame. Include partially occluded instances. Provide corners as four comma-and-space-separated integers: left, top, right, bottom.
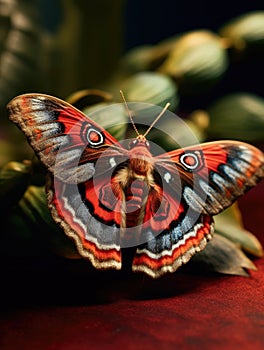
132, 140, 264, 278
8, 93, 127, 183
158, 140, 264, 215
8, 93, 128, 270
47, 174, 124, 269
132, 184, 214, 278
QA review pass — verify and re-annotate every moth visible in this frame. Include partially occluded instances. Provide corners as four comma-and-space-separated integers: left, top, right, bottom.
8, 93, 264, 278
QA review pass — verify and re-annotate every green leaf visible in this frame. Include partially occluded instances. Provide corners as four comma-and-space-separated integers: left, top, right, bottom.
214, 204, 263, 258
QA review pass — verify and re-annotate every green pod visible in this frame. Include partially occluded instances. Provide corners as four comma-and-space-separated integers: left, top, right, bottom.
148, 118, 206, 152
121, 45, 157, 73
121, 38, 177, 73
119, 71, 179, 111
220, 11, 264, 56
0, 161, 31, 210
158, 30, 228, 95
206, 93, 264, 142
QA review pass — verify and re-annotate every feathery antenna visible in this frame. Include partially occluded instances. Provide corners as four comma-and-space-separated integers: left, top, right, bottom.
143, 102, 170, 138
120, 90, 140, 137
120, 90, 170, 139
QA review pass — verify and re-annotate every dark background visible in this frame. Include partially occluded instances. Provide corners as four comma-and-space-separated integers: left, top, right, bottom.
38, 0, 264, 50
124, 0, 264, 49
37, 0, 264, 98
123, 0, 264, 102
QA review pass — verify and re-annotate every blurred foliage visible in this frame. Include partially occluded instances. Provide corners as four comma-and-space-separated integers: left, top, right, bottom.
206, 93, 264, 141
219, 11, 264, 58
0, 0, 46, 114
47, 0, 124, 97
0, 2, 263, 278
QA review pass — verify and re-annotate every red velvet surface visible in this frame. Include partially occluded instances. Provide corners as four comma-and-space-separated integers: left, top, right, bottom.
1, 182, 264, 350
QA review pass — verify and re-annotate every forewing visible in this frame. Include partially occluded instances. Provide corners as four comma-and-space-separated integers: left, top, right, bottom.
155, 140, 264, 216
8, 93, 127, 183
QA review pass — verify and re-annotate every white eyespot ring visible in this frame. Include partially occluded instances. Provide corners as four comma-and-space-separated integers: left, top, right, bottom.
180, 152, 200, 170
87, 127, 104, 147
